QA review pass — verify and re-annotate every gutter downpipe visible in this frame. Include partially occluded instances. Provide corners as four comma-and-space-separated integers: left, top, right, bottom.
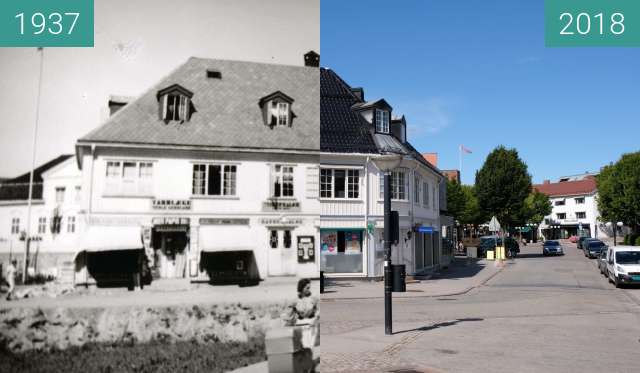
364, 156, 371, 278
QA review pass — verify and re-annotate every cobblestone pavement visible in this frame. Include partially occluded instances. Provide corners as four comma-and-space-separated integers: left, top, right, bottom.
320, 242, 640, 373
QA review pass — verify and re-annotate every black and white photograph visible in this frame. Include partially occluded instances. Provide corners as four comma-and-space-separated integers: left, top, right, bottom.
0, 1, 320, 372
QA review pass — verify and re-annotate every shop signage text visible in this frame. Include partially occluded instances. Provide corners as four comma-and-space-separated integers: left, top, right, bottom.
260, 218, 303, 226
152, 217, 190, 225
152, 199, 191, 210
262, 198, 300, 212
199, 218, 250, 225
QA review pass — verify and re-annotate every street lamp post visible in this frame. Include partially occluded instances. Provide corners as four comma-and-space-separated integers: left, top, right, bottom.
606, 221, 624, 246
372, 153, 403, 336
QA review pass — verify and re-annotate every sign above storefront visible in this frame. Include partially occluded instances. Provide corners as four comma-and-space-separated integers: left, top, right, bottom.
262, 199, 301, 212
152, 199, 191, 210
415, 225, 434, 233
260, 217, 303, 226
152, 217, 190, 225
199, 218, 250, 226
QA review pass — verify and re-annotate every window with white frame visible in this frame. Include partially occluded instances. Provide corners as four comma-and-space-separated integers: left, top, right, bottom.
11, 217, 20, 235
375, 109, 390, 133
432, 185, 437, 210
423, 181, 428, 207
320, 169, 359, 199
74, 185, 81, 203
67, 216, 76, 233
554, 199, 565, 206
414, 175, 421, 204
576, 212, 586, 219
191, 164, 237, 196
557, 213, 566, 220
273, 165, 294, 198
275, 102, 289, 126
38, 217, 46, 234
104, 160, 155, 196
379, 169, 408, 200
162, 93, 190, 121
574, 197, 585, 204
55, 187, 65, 204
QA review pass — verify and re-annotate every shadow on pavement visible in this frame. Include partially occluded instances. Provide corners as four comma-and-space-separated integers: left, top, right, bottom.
428, 258, 486, 281
394, 317, 484, 335
516, 253, 552, 259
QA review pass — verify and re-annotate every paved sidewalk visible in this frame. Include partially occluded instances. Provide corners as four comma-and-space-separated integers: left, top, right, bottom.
322, 257, 504, 300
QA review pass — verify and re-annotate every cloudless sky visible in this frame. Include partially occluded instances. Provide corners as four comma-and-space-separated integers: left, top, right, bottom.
0, 0, 319, 177
321, 0, 640, 185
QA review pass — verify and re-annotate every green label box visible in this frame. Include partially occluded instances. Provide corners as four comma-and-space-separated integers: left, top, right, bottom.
0, 0, 93, 47
545, 0, 640, 47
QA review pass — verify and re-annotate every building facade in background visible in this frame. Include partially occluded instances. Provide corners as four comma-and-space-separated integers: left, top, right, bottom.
320, 68, 446, 278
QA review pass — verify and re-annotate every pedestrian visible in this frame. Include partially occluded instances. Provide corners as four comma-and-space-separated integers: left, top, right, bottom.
5, 259, 17, 301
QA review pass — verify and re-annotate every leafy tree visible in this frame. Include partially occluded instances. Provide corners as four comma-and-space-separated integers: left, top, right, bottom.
597, 151, 640, 233
460, 185, 485, 227
445, 179, 465, 220
518, 190, 552, 225
475, 146, 532, 229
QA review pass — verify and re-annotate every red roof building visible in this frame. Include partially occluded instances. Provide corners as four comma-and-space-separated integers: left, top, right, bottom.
533, 176, 597, 197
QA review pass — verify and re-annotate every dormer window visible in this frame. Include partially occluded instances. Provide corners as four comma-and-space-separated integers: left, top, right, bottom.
376, 109, 390, 133
157, 84, 194, 122
164, 94, 189, 121
274, 101, 289, 126
260, 91, 294, 127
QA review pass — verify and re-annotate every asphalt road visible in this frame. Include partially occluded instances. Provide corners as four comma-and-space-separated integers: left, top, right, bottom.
320, 241, 640, 373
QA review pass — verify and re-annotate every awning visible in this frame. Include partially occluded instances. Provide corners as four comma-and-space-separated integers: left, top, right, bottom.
80, 226, 143, 252
199, 225, 255, 253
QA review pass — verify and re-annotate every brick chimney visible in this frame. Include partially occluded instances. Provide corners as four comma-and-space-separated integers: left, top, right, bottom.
304, 51, 319, 67
543, 180, 550, 184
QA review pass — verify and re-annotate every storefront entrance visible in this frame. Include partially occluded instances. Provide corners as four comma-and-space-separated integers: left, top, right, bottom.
152, 226, 189, 278
267, 228, 297, 276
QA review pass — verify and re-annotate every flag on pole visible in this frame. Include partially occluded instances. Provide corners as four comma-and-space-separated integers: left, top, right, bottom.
460, 144, 472, 154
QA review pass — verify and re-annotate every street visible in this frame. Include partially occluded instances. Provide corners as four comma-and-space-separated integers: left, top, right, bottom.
320, 242, 640, 373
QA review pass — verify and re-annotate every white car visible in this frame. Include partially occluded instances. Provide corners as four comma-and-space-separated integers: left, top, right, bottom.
605, 246, 640, 288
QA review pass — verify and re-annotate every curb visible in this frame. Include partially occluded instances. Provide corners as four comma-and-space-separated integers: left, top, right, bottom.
321, 263, 508, 301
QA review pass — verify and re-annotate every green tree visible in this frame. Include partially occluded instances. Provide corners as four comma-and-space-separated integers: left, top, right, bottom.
597, 152, 640, 233
459, 185, 485, 227
475, 146, 532, 229
445, 179, 465, 220
519, 190, 552, 225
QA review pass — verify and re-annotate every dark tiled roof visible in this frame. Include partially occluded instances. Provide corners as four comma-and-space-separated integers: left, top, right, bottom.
320, 68, 442, 176
320, 68, 379, 154
0, 154, 72, 200
79, 58, 319, 152
533, 177, 597, 197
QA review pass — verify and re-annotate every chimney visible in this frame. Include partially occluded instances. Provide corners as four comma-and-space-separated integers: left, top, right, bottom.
304, 51, 319, 67
108, 96, 132, 116
350, 87, 364, 101
543, 180, 550, 184
422, 153, 438, 167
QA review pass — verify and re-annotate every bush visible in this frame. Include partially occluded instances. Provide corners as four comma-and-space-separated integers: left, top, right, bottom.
623, 234, 630, 245
635, 236, 640, 246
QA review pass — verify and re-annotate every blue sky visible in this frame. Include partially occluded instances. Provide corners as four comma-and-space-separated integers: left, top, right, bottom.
321, 0, 640, 185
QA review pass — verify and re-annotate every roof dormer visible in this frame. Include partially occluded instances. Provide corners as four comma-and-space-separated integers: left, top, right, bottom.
351, 99, 393, 134
259, 91, 295, 127
157, 84, 194, 123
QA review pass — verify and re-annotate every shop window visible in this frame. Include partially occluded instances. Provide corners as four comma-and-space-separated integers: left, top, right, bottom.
320, 230, 364, 274
284, 230, 292, 249
191, 164, 236, 196
37, 217, 46, 234
272, 165, 294, 198
320, 169, 359, 199
55, 187, 65, 204
11, 217, 20, 235
379, 169, 408, 200
270, 230, 278, 248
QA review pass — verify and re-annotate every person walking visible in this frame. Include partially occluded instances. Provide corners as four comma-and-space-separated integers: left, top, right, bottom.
5, 259, 17, 300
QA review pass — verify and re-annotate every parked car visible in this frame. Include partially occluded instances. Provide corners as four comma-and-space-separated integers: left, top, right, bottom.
577, 236, 593, 250
584, 240, 607, 259
605, 246, 640, 288
542, 240, 564, 256
478, 236, 520, 258
597, 250, 608, 276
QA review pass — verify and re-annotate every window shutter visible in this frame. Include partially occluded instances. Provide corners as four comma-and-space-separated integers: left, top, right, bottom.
306, 166, 319, 199
160, 95, 168, 120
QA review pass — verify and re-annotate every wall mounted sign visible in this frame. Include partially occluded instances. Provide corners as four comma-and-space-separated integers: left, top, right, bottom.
415, 225, 434, 233
199, 218, 250, 226
152, 199, 191, 210
297, 236, 315, 263
152, 217, 190, 225
260, 217, 303, 226
262, 199, 300, 212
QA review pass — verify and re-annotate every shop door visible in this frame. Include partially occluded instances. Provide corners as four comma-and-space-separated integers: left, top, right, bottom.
268, 229, 296, 276
154, 230, 188, 278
